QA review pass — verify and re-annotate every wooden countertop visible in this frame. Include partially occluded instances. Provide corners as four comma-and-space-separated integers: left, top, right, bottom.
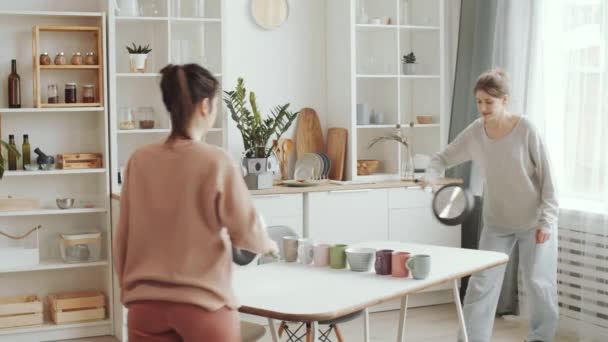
111, 178, 461, 200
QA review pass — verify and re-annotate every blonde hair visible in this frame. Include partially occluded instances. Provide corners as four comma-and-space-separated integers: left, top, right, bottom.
474, 68, 510, 98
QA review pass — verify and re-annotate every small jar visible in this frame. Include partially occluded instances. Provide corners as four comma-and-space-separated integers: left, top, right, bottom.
40, 52, 51, 66
71, 52, 83, 65
65, 83, 77, 103
47, 84, 59, 104
82, 84, 95, 103
137, 106, 156, 129
54, 52, 67, 65
118, 107, 136, 130
84, 51, 97, 65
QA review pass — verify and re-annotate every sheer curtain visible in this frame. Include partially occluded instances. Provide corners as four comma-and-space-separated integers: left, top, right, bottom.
526, 0, 608, 339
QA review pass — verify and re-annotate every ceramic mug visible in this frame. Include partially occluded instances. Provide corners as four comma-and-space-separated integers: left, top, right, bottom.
391, 252, 411, 278
356, 103, 370, 125
374, 249, 394, 275
406, 254, 431, 280
330, 244, 348, 269
282, 236, 299, 263
313, 243, 330, 267
297, 238, 314, 265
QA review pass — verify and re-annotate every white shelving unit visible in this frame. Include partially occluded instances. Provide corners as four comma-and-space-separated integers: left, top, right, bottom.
108, 0, 226, 193
327, 0, 446, 180
0, 3, 113, 341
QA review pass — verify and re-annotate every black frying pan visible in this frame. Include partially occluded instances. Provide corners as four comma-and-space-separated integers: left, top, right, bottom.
432, 184, 475, 226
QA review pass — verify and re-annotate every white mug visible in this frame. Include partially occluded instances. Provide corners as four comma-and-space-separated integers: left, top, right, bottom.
297, 239, 314, 265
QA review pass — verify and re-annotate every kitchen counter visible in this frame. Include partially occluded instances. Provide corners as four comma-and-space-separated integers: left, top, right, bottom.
110, 178, 461, 200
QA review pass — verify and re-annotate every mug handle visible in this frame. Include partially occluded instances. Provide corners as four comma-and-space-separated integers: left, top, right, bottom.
405, 256, 416, 272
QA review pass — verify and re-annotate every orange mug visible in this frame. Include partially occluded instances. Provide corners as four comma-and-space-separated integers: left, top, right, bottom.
391, 252, 411, 278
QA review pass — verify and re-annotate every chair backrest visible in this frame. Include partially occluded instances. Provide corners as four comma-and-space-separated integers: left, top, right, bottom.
258, 225, 299, 265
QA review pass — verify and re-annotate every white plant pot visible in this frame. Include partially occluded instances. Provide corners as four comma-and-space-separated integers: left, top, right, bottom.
402, 63, 417, 75
129, 54, 148, 73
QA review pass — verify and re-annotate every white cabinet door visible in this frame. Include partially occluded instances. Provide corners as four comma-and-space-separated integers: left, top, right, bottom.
253, 193, 303, 237
306, 189, 388, 243
388, 188, 461, 247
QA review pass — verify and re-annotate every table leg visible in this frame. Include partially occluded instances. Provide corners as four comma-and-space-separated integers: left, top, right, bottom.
310, 321, 317, 342
268, 318, 279, 342
363, 308, 370, 342
396, 295, 408, 342
453, 279, 469, 342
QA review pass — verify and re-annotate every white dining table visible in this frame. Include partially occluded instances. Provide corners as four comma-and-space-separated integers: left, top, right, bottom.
234, 241, 508, 342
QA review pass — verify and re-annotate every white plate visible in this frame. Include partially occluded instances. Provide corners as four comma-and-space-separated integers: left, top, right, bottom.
295, 153, 322, 180
283, 180, 322, 187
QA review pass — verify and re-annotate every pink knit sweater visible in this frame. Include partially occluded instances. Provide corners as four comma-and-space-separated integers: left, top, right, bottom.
113, 139, 274, 310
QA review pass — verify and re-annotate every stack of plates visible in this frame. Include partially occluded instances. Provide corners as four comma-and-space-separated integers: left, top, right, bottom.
294, 152, 331, 181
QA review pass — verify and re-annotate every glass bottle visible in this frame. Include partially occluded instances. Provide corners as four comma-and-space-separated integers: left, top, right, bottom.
397, 124, 415, 181
48, 84, 59, 104
82, 84, 95, 103
8, 59, 21, 108
54, 52, 67, 65
39, 52, 51, 65
65, 83, 77, 103
84, 51, 97, 65
8, 134, 17, 171
71, 52, 83, 65
22, 134, 30, 170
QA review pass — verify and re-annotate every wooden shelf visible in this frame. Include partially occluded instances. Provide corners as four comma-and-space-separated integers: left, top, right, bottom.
38, 25, 100, 32
40, 65, 100, 70
40, 103, 102, 108
0, 107, 104, 113
0, 208, 106, 217
3, 169, 106, 177
0, 319, 111, 336
357, 125, 397, 129
116, 72, 161, 77
0, 260, 108, 274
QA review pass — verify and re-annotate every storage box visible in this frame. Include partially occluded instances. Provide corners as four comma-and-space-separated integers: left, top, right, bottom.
57, 153, 103, 169
48, 291, 105, 324
0, 295, 43, 329
59, 232, 101, 263
0, 226, 39, 269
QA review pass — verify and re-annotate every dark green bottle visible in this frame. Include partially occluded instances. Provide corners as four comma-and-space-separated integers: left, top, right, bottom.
8, 134, 17, 171
22, 134, 30, 170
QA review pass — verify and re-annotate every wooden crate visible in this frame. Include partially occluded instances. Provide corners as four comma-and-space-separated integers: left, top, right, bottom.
0, 295, 43, 329
57, 153, 103, 169
48, 291, 105, 324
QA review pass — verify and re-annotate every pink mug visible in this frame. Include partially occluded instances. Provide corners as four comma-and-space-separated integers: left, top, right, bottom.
391, 252, 411, 277
313, 243, 330, 267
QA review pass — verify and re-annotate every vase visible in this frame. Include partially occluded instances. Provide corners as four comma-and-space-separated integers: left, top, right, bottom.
402, 63, 416, 75
129, 54, 148, 73
400, 144, 415, 181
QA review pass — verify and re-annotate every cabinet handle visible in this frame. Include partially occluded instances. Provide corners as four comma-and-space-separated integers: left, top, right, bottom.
328, 189, 372, 194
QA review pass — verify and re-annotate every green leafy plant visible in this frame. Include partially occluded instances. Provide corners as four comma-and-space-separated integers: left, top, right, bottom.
0, 140, 21, 179
224, 78, 298, 158
126, 43, 152, 54
402, 52, 416, 64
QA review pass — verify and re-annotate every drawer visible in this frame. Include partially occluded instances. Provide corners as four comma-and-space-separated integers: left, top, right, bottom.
388, 187, 431, 209
253, 193, 302, 218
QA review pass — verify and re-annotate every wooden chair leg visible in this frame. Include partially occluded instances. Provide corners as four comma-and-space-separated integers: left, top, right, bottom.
306, 323, 312, 342
334, 324, 345, 342
278, 321, 286, 337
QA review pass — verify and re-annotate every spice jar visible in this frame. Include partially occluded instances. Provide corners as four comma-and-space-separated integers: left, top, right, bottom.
47, 84, 59, 104
54, 52, 67, 65
84, 52, 97, 65
65, 83, 77, 103
137, 106, 156, 129
82, 84, 95, 103
40, 52, 51, 66
71, 52, 83, 65
118, 107, 136, 130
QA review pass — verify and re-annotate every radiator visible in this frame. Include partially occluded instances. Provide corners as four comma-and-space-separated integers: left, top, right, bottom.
557, 226, 608, 328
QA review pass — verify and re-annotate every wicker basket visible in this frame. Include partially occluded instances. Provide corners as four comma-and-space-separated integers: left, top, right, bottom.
357, 160, 380, 176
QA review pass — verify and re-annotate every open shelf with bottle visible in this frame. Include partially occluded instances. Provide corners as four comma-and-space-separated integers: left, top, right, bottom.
0, 7, 112, 340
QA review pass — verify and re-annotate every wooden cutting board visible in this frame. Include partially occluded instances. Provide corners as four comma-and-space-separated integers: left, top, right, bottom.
326, 128, 347, 181
295, 108, 324, 159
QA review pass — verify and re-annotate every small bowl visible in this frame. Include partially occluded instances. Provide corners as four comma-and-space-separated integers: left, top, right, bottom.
357, 160, 380, 176
346, 247, 376, 272
56, 198, 75, 209
416, 116, 434, 125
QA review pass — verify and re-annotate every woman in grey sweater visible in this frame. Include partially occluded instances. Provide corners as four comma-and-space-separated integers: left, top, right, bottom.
425, 69, 559, 342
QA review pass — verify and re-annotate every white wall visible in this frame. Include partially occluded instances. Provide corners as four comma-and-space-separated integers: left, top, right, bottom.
223, 0, 327, 160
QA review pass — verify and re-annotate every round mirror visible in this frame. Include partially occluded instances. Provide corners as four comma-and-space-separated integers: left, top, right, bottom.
251, 0, 289, 30
432, 184, 474, 226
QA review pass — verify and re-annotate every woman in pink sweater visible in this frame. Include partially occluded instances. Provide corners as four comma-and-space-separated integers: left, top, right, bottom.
113, 64, 278, 341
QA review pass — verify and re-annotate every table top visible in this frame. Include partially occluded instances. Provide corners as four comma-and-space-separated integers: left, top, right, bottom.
234, 241, 508, 322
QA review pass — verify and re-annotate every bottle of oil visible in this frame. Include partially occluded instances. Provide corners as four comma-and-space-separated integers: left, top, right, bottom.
22, 134, 30, 170
8, 134, 17, 171
8, 60, 21, 108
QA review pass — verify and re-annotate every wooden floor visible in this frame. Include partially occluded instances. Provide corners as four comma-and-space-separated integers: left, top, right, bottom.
62, 304, 578, 342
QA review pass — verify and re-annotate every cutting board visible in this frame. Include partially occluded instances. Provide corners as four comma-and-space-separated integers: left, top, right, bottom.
295, 108, 324, 159
326, 128, 348, 181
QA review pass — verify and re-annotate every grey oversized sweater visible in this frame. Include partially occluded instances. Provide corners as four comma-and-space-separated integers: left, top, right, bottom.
427, 116, 559, 232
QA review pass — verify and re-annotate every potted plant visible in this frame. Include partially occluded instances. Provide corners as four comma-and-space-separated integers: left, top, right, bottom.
224, 78, 298, 189
126, 43, 152, 73
402, 51, 417, 75
0, 139, 20, 179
